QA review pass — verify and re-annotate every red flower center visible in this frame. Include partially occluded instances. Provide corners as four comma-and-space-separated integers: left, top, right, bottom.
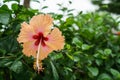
32, 32, 48, 46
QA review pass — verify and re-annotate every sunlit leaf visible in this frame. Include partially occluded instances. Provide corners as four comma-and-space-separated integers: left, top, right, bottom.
97, 73, 112, 80
10, 61, 23, 73
87, 67, 99, 76
0, 13, 10, 24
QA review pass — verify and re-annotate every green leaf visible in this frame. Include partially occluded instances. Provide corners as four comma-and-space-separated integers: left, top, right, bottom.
66, 44, 71, 49
32, 0, 40, 3
69, 1, 72, 4
87, 67, 99, 76
10, 61, 23, 73
82, 44, 91, 50
95, 59, 103, 66
41, 6, 48, 9
104, 49, 112, 56
110, 68, 119, 77
72, 37, 82, 47
50, 61, 59, 80
0, 49, 6, 55
97, 73, 112, 80
3, 0, 20, 3
73, 56, 80, 62
50, 53, 63, 60
12, 3, 18, 11
66, 53, 74, 60
60, 7, 68, 12
64, 67, 73, 72
117, 59, 120, 64
0, 58, 13, 67
0, 13, 10, 24
0, 4, 11, 12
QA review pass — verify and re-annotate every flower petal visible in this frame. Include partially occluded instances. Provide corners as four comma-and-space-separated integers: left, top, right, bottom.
39, 46, 53, 60
30, 14, 53, 36
17, 22, 35, 43
46, 28, 65, 50
22, 41, 37, 57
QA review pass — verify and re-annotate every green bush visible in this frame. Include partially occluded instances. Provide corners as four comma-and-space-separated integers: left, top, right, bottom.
0, 1, 120, 80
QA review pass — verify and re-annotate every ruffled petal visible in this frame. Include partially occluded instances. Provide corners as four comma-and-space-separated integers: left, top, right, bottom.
45, 28, 65, 50
30, 14, 53, 36
17, 22, 35, 43
22, 41, 37, 58
39, 46, 53, 60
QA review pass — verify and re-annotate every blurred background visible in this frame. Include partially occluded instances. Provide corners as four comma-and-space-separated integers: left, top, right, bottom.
0, 0, 120, 80
0, 0, 98, 14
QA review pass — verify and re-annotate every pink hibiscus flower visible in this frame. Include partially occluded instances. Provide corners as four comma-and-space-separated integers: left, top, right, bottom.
17, 14, 65, 72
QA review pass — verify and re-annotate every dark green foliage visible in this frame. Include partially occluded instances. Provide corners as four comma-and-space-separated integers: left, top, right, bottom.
0, 0, 120, 80
91, 0, 120, 14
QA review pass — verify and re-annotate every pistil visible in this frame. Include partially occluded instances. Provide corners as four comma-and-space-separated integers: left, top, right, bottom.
36, 39, 43, 73
33, 32, 48, 73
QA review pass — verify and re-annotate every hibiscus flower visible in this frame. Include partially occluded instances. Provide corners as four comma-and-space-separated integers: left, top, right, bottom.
17, 14, 65, 72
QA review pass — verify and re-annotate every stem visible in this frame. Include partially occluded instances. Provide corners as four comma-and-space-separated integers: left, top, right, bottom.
23, 0, 30, 8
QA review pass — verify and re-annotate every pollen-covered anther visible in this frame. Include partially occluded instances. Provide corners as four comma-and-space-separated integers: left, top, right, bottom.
33, 60, 44, 73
